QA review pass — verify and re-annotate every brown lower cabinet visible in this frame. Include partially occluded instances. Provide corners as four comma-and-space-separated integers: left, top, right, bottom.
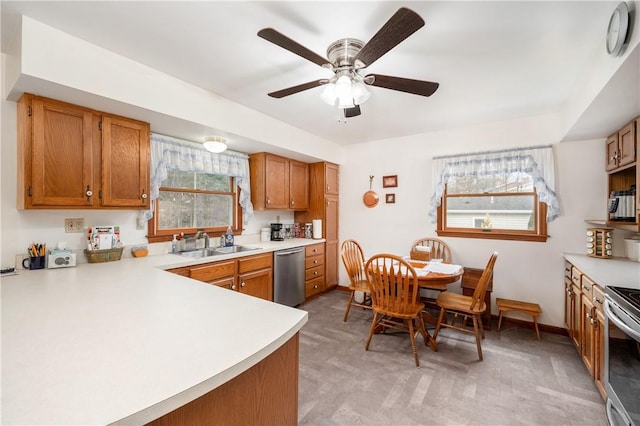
146, 332, 299, 425
168, 252, 273, 301
563, 260, 606, 400
304, 243, 325, 299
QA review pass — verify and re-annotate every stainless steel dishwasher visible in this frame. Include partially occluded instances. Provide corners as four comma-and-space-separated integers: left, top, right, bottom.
273, 247, 305, 307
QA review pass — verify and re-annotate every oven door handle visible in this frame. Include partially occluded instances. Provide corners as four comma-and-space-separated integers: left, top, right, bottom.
606, 397, 632, 426
604, 297, 640, 341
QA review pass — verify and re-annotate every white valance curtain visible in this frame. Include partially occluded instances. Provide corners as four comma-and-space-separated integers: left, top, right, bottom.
428, 145, 559, 222
143, 133, 253, 223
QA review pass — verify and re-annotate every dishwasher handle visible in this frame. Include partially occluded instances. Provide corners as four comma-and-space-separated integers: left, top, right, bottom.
275, 247, 305, 256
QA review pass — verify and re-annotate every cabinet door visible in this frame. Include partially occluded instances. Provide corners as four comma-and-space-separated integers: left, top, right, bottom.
101, 115, 150, 208
239, 268, 272, 301
618, 121, 636, 168
580, 293, 595, 377
190, 260, 236, 282
289, 160, 309, 210
325, 241, 338, 288
606, 134, 619, 171
570, 282, 581, 350
211, 276, 236, 290
325, 196, 339, 242
325, 163, 339, 195
30, 97, 98, 207
594, 308, 607, 399
564, 277, 575, 334
265, 155, 289, 209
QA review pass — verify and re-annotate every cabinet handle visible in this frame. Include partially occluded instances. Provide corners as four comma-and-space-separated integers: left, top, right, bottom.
231, 284, 236, 290
85, 185, 93, 201
313, 249, 318, 253
241, 281, 246, 288
313, 260, 318, 264
586, 312, 592, 319
583, 285, 590, 291
290, 200, 294, 205
313, 285, 318, 289
326, 185, 330, 192
141, 189, 147, 201
266, 198, 271, 204
313, 271, 318, 275
595, 297, 604, 305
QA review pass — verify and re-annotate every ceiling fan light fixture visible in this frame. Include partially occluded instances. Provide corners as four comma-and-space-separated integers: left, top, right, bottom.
320, 83, 337, 106
351, 80, 370, 105
203, 136, 228, 153
334, 75, 354, 108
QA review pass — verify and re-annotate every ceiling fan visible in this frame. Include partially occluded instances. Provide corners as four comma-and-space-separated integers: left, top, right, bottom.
257, 7, 439, 119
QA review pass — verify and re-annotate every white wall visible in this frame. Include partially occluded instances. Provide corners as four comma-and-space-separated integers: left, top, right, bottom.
338, 113, 629, 328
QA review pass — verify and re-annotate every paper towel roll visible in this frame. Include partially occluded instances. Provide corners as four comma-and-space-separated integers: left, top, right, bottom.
312, 219, 322, 239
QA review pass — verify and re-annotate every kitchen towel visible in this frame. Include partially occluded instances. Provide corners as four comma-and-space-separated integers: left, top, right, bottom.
312, 219, 322, 239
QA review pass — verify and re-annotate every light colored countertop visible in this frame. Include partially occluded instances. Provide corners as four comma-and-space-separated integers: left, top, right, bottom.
1, 239, 321, 425
563, 253, 640, 290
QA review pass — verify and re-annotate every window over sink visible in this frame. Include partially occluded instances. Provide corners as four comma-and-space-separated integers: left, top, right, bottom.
145, 133, 253, 243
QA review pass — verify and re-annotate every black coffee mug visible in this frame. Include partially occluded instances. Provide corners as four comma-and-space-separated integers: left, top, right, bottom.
22, 256, 46, 270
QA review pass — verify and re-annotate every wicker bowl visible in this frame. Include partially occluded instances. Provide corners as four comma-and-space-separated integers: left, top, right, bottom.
410, 249, 431, 261
84, 247, 124, 263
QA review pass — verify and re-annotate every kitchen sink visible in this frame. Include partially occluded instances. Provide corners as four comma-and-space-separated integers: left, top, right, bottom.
176, 245, 259, 258
213, 245, 260, 254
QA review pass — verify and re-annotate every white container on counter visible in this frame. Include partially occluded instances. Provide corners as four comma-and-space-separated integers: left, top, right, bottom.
624, 237, 640, 262
260, 227, 271, 242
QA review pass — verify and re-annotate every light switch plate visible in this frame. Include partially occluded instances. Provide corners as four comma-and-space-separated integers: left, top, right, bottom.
65, 218, 84, 233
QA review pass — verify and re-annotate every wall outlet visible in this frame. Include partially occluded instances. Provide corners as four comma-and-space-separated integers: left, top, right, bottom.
65, 218, 84, 233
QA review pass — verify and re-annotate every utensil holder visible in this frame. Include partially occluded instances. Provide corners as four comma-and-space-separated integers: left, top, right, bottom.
586, 228, 613, 259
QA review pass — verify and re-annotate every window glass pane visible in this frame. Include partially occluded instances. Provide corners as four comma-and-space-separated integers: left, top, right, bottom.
447, 172, 534, 194
446, 195, 535, 230
163, 169, 231, 191
158, 191, 234, 230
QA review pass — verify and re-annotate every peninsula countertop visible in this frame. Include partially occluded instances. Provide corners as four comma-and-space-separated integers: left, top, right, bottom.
1, 239, 319, 425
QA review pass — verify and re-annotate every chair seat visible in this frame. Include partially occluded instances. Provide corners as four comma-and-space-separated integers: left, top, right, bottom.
348, 278, 369, 292
374, 302, 425, 319
437, 291, 486, 315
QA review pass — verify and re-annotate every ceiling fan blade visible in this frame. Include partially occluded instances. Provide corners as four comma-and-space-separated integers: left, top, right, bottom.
268, 79, 328, 98
354, 7, 425, 68
365, 74, 439, 97
344, 105, 361, 118
258, 28, 330, 68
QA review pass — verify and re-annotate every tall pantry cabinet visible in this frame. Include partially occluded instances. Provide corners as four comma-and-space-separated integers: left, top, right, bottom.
296, 162, 339, 291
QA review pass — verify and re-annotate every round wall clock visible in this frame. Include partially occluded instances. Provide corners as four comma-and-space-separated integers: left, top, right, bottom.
606, 2, 630, 56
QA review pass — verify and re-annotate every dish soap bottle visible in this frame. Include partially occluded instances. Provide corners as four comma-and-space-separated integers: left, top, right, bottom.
171, 234, 178, 253
224, 226, 234, 247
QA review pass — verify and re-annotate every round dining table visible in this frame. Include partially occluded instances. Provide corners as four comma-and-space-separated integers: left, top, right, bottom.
406, 260, 464, 325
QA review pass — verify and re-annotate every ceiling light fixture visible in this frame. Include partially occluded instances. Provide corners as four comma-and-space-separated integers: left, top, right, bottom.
203, 136, 227, 153
320, 71, 370, 110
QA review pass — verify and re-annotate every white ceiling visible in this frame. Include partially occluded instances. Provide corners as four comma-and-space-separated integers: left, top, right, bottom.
1, 1, 638, 147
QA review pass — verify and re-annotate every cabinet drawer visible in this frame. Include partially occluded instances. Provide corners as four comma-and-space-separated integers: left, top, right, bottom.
190, 260, 236, 282
238, 252, 272, 274
305, 243, 324, 257
305, 276, 324, 298
564, 261, 573, 279
167, 266, 190, 277
581, 274, 594, 298
571, 266, 582, 287
305, 254, 324, 269
592, 284, 605, 313
305, 265, 324, 281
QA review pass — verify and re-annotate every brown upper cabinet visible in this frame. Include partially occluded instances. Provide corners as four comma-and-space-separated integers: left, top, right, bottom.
249, 153, 309, 211
606, 119, 636, 172
17, 94, 150, 209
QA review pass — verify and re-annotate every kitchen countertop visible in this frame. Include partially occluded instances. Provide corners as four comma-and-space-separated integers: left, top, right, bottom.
1, 239, 320, 425
563, 253, 640, 290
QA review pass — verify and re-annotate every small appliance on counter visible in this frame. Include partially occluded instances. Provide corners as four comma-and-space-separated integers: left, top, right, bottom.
608, 187, 636, 222
48, 250, 76, 269
270, 223, 283, 241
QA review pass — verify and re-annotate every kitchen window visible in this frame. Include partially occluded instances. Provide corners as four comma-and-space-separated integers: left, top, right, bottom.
430, 145, 558, 242
144, 134, 253, 243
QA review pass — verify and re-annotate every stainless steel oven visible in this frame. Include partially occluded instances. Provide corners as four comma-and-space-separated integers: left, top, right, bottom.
604, 286, 640, 426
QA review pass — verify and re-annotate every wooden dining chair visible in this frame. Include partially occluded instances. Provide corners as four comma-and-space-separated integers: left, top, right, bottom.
340, 239, 371, 322
411, 237, 451, 262
433, 252, 498, 361
364, 254, 437, 367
